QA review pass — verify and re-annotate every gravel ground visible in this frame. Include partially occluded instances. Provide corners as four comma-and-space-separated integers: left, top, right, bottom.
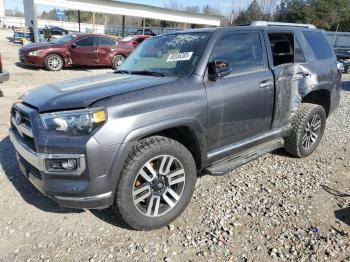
0, 28, 349, 262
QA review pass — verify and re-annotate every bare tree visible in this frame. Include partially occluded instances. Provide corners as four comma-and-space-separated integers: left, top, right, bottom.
164, 0, 183, 10
258, 0, 279, 21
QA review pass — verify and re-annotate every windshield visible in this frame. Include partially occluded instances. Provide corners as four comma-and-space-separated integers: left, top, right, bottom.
50, 34, 77, 45
118, 32, 209, 77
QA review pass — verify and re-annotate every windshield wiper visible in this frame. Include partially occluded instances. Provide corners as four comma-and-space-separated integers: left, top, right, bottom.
129, 70, 166, 77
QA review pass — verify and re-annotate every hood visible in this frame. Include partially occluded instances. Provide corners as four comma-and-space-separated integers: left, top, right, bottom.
20, 42, 59, 52
20, 73, 177, 112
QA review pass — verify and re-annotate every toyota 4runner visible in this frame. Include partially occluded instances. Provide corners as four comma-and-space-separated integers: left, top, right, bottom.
9, 22, 341, 230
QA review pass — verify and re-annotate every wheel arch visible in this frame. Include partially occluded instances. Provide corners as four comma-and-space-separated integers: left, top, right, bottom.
122, 118, 206, 171
44, 52, 66, 67
301, 89, 331, 117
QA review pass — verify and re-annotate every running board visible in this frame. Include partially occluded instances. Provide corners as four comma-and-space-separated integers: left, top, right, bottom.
206, 138, 284, 176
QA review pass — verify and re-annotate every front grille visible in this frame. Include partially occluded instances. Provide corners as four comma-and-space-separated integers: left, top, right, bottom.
11, 104, 36, 152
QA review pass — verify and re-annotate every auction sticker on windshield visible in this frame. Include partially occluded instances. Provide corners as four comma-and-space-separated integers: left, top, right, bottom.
167, 52, 193, 62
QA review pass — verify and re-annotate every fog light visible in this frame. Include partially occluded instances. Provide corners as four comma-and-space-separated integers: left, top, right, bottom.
61, 159, 77, 170
45, 158, 78, 173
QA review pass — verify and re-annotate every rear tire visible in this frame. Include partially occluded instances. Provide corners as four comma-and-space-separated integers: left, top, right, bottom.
112, 55, 126, 70
113, 136, 197, 230
44, 54, 64, 71
284, 103, 326, 158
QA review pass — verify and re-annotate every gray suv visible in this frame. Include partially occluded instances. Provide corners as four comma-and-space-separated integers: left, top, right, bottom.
9, 22, 341, 230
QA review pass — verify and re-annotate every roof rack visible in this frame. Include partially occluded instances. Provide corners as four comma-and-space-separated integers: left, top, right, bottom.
251, 21, 316, 29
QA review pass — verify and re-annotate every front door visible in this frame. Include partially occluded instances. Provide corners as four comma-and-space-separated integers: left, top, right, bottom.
205, 31, 275, 152
69, 36, 99, 66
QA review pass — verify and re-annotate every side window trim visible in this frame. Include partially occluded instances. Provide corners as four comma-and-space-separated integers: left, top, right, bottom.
294, 36, 306, 63
208, 30, 269, 78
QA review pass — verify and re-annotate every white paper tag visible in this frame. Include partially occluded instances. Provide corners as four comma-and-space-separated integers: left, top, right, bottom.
167, 52, 193, 62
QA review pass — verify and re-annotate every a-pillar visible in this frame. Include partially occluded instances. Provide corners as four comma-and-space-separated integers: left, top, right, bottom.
23, 0, 38, 42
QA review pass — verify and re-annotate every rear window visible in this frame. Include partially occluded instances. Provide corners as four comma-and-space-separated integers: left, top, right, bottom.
98, 37, 116, 46
303, 31, 334, 60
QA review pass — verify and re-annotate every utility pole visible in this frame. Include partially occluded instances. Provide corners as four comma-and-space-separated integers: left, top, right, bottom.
230, 0, 234, 26
78, 10, 81, 32
92, 12, 95, 33
230, 10, 234, 26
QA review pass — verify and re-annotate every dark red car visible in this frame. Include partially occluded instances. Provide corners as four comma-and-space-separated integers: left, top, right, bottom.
121, 35, 151, 48
19, 33, 134, 71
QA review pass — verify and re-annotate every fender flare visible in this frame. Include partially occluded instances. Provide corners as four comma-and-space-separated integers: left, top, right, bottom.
121, 116, 205, 145
107, 117, 206, 194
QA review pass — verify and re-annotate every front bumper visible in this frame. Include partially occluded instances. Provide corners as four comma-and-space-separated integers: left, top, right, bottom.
19, 54, 44, 67
10, 127, 115, 209
0, 70, 9, 83
10, 130, 86, 176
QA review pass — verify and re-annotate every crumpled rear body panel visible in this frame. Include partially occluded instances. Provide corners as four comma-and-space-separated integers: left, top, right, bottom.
272, 64, 320, 128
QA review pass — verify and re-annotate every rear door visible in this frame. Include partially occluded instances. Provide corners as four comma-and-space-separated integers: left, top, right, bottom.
205, 31, 275, 151
69, 36, 99, 65
97, 36, 117, 66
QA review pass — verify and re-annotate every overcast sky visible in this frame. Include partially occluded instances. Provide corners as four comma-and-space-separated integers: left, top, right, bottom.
5, 0, 253, 15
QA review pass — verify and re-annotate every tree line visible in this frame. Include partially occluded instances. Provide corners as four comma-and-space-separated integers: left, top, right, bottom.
234, 0, 350, 31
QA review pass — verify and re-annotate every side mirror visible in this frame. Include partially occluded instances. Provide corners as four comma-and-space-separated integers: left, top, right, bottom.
70, 43, 77, 49
208, 60, 232, 81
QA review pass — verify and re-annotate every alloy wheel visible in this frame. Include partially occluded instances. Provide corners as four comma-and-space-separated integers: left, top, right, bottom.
114, 56, 125, 69
302, 114, 322, 150
132, 155, 186, 217
48, 55, 62, 70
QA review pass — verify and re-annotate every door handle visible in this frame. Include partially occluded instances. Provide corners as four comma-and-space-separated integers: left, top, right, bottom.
259, 80, 273, 89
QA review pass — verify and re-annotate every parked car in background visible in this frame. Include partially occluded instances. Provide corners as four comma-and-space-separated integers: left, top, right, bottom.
121, 35, 151, 48
0, 54, 9, 83
19, 33, 133, 71
333, 45, 350, 60
39, 26, 69, 38
133, 29, 156, 36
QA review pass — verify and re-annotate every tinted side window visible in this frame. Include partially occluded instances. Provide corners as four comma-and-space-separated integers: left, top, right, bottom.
211, 32, 265, 75
303, 31, 333, 60
98, 37, 116, 46
76, 37, 93, 47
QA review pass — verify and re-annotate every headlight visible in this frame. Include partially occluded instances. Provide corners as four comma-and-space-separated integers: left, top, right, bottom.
41, 108, 107, 135
28, 50, 42, 56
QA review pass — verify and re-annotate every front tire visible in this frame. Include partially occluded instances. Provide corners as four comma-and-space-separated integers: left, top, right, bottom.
114, 136, 197, 230
44, 54, 64, 71
284, 103, 326, 158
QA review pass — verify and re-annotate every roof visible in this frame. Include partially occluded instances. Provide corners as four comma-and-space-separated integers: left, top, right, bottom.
33, 0, 221, 26
173, 25, 320, 35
